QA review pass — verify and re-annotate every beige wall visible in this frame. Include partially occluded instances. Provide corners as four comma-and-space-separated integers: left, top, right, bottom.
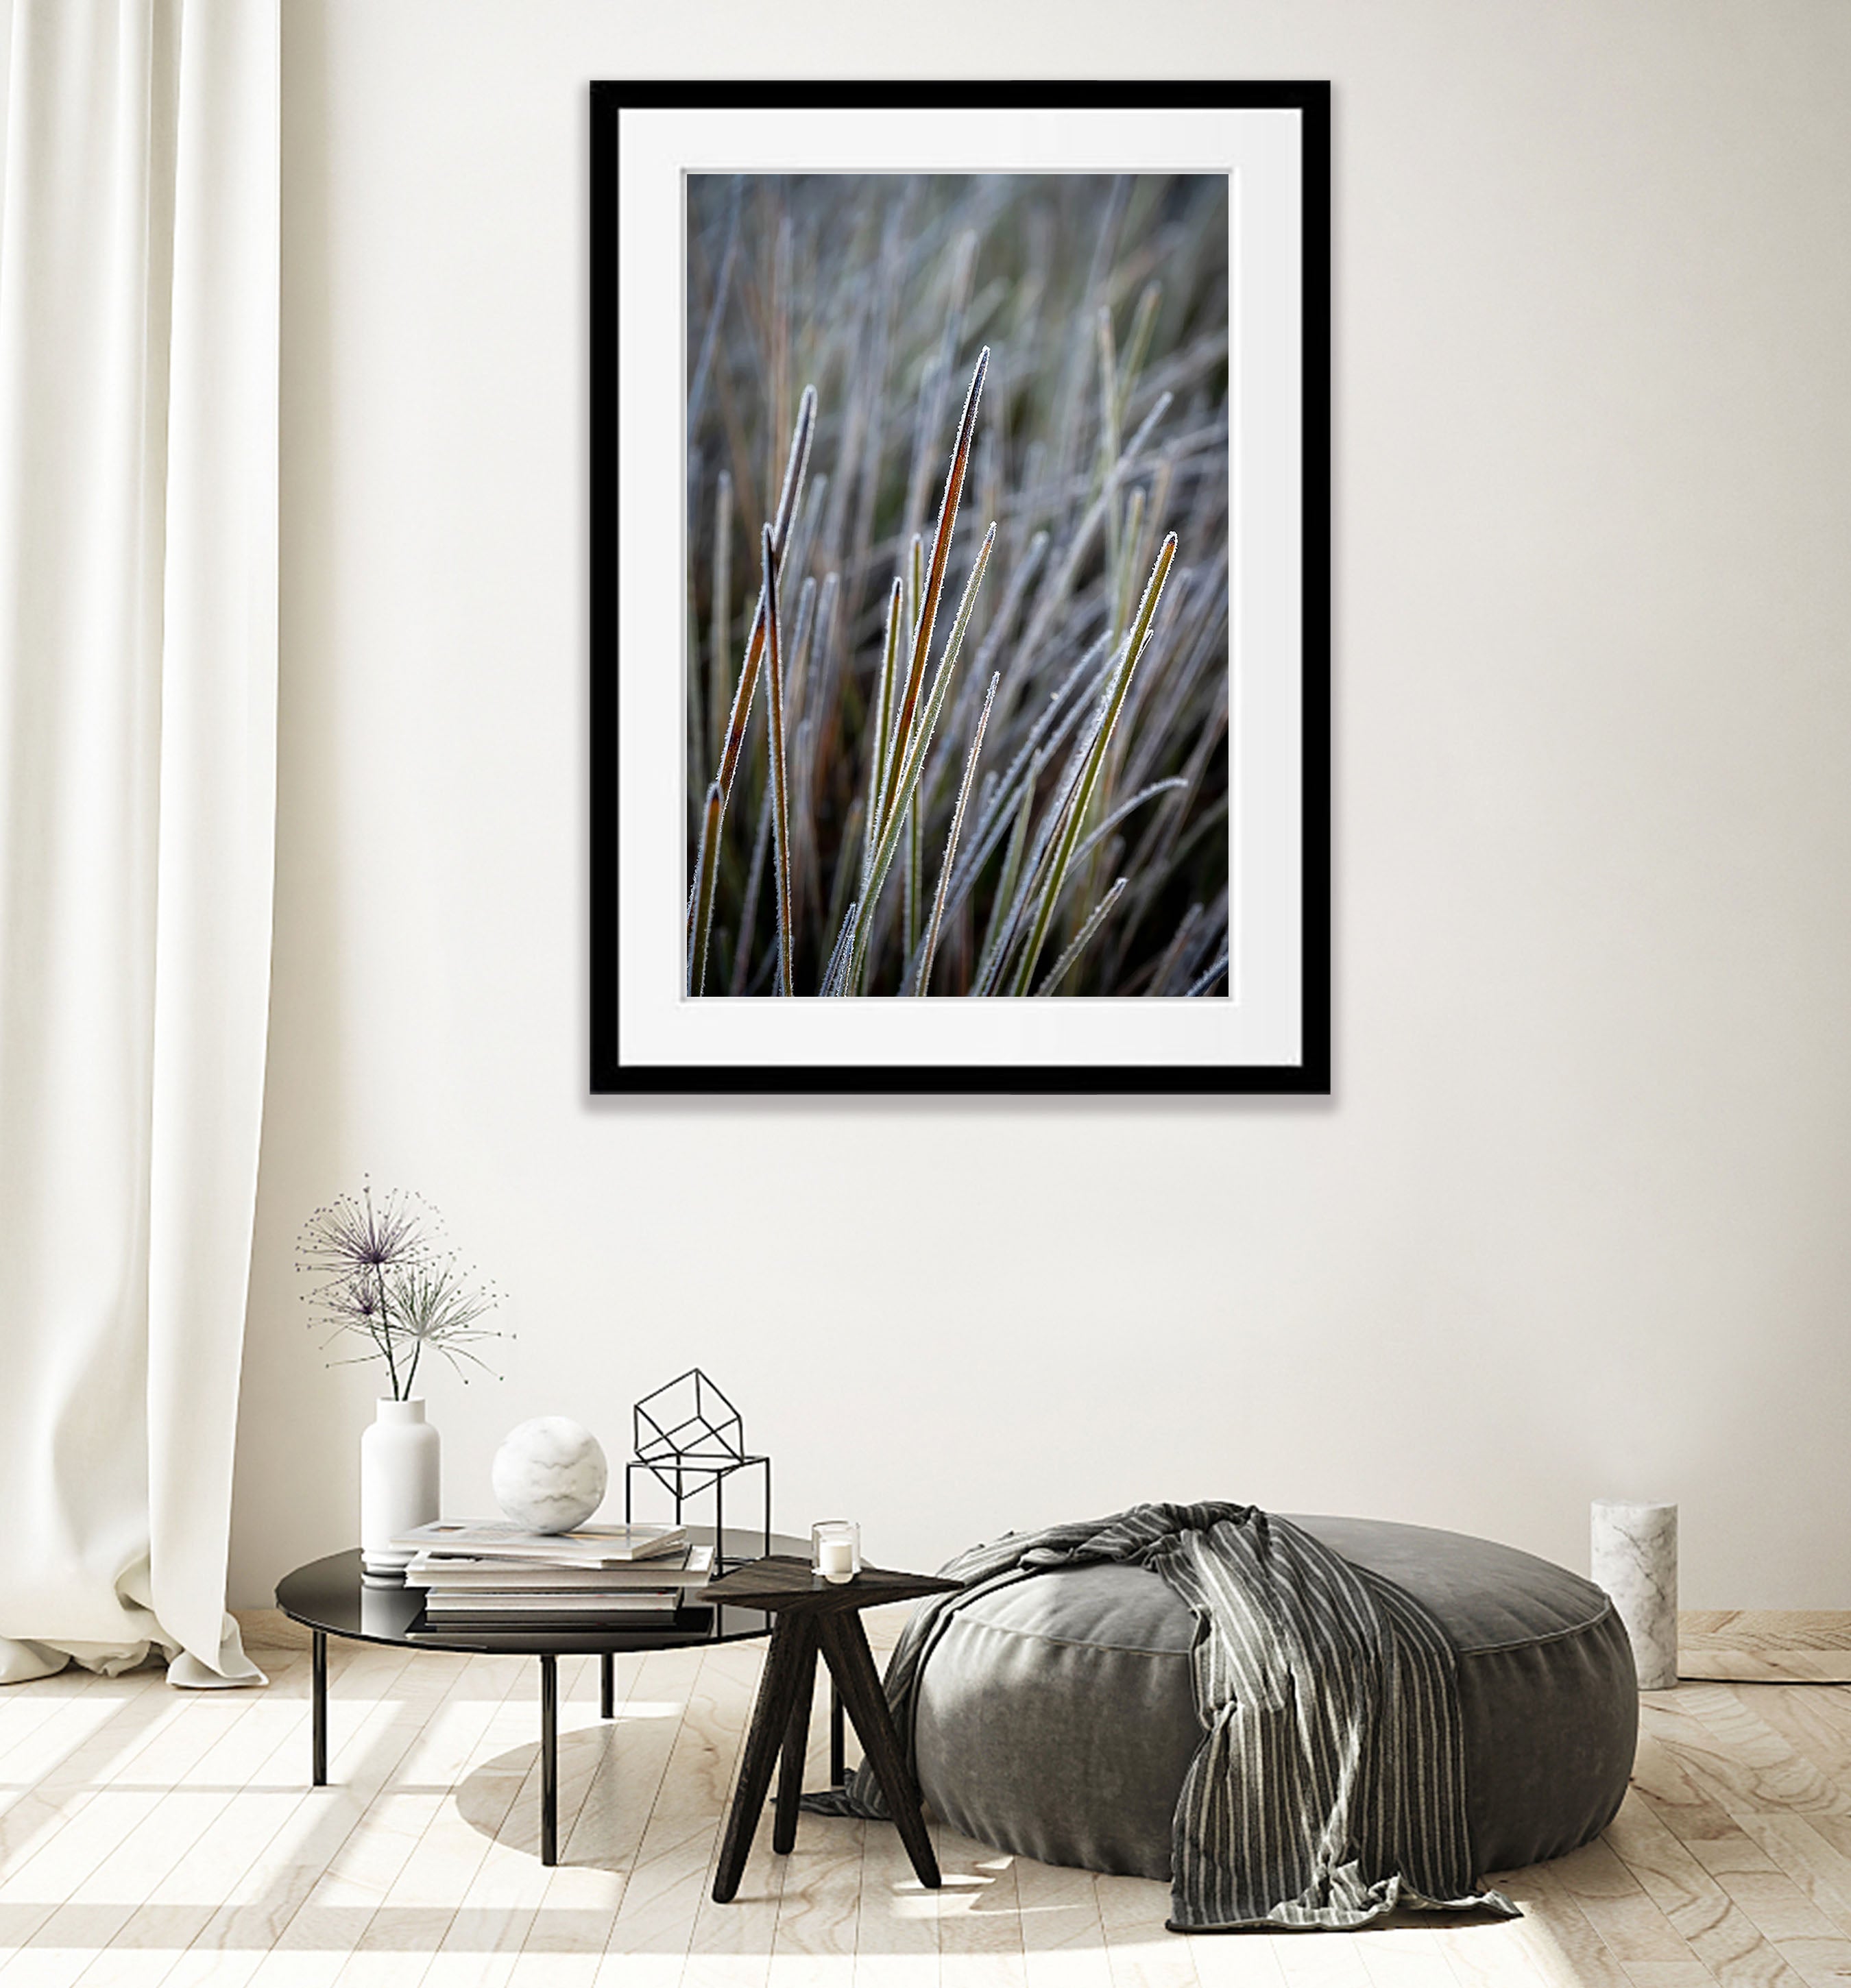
232, 0, 1851, 1610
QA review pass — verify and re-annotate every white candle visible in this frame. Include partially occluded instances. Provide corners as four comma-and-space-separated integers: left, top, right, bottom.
819, 1538, 855, 1582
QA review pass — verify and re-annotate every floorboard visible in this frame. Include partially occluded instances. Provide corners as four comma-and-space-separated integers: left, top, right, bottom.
0, 1613, 1845, 1988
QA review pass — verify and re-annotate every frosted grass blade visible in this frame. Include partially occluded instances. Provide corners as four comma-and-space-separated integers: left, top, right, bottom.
690, 372, 814, 989
769, 215, 791, 525
1006, 388, 1172, 691
1097, 307, 1122, 603
947, 638, 1111, 907
1110, 485, 1145, 648
1068, 777, 1185, 876
1036, 877, 1127, 996
785, 474, 827, 617
707, 471, 732, 775
884, 348, 989, 834
905, 793, 921, 962
907, 533, 924, 657
784, 576, 818, 719
686, 182, 740, 448
714, 385, 816, 811
821, 902, 860, 997
1117, 281, 1161, 423
729, 785, 774, 997
916, 673, 998, 997
970, 721, 1097, 997
851, 522, 996, 987
972, 749, 1039, 997
1184, 951, 1230, 997
863, 579, 904, 893
687, 780, 723, 997
902, 230, 978, 546
762, 526, 794, 997
828, 797, 863, 949
1009, 532, 1177, 995
1147, 901, 1204, 998
944, 526, 1048, 747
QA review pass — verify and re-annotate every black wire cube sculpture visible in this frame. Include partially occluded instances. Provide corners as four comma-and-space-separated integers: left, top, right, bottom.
625, 1369, 771, 1570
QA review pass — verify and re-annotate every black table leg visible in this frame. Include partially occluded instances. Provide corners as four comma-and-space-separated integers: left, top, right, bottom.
773, 1619, 819, 1854
311, 1631, 328, 1786
540, 1653, 559, 1866
830, 1678, 845, 1788
819, 1613, 940, 1889
713, 1618, 814, 1903
600, 1651, 614, 1721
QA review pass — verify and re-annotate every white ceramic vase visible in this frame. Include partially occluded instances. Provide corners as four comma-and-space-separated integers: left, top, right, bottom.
360, 1398, 441, 1575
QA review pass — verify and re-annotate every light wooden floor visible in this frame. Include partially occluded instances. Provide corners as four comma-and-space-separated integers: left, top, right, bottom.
1680, 1616, 1851, 1684
6, 1616, 1851, 1988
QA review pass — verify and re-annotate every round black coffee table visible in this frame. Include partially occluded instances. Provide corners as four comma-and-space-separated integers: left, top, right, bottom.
276, 1526, 810, 1864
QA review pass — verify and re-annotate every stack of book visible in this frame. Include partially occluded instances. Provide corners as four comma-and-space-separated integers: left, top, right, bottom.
394, 1519, 712, 1627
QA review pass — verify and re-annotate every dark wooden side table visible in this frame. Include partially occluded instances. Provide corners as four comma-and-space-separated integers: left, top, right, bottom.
701, 1555, 960, 1905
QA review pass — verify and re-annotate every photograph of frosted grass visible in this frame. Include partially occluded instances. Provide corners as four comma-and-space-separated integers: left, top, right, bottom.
686, 173, 1229, 998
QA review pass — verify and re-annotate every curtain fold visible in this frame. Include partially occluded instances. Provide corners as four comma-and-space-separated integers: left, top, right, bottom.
0, 0, 278, 1686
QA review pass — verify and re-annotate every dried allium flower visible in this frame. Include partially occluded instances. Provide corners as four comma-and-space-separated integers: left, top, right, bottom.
296, 1182, 505, 1398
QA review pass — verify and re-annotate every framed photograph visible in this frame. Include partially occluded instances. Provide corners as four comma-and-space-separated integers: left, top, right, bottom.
591, 82, 1329, 1094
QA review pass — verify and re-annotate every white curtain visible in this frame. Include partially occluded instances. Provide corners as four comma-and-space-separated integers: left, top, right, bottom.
0, 0, 278, 1686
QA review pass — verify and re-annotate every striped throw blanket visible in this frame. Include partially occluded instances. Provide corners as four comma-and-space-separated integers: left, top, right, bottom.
813, 1503, 1519, 1932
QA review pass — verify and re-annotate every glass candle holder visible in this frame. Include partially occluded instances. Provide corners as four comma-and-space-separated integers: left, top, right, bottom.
812, 1519, 860, 1584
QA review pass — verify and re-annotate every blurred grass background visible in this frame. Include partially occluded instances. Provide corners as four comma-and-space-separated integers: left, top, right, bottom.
686, 172, 1230, 996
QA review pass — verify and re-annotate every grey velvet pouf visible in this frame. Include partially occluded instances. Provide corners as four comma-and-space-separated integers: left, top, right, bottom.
911, 1514, 1637, 1883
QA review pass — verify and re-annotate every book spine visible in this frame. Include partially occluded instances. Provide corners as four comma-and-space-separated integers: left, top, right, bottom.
418, 1612, 687, 1627
421, 1599, 684, 1613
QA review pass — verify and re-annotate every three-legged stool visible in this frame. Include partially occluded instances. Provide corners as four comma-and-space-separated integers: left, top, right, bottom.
701, 1556, 960, 1904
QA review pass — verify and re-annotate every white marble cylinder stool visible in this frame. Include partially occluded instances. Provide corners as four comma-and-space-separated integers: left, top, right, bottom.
1591, 1499, 1678, 1690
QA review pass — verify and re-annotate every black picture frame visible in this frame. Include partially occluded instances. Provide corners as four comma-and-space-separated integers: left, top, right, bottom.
590, 80, 1331, 1095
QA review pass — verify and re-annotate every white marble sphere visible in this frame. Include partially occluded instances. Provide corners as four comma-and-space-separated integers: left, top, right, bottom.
492, 1418, 608, 1533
